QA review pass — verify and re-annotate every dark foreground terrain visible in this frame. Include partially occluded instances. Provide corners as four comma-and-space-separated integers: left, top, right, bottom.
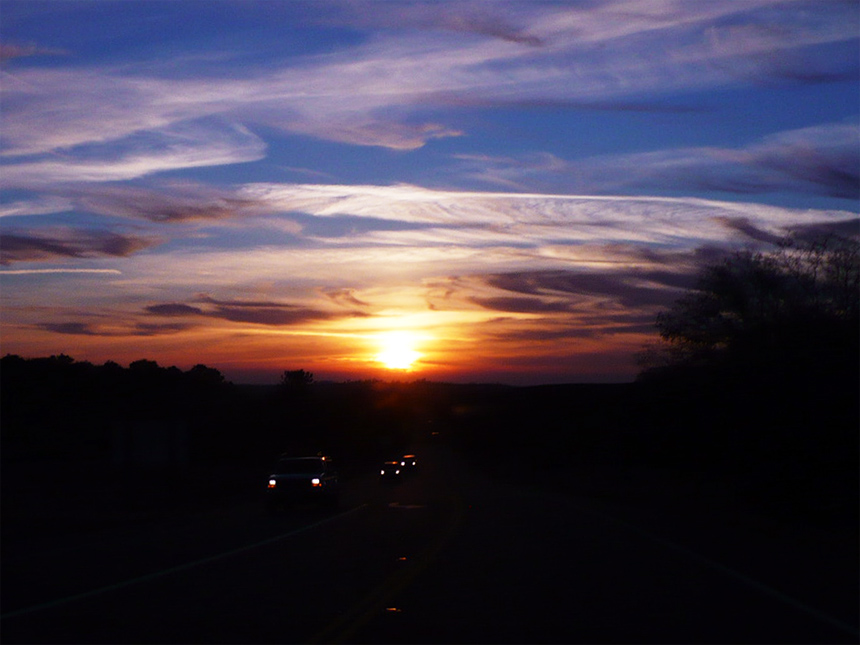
2, 433, 857, 644
2, 355, 858, 643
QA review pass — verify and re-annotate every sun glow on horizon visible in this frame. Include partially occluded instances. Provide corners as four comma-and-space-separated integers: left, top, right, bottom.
374, 330, 423, 370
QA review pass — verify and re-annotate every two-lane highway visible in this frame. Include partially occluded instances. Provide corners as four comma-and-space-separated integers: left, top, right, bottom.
2, 441, 857, 643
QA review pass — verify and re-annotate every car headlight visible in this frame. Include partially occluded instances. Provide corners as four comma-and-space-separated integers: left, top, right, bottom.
311, 477, 321, 486
395, 469, 401, 475
268, 479, 276, 488
380, 469, 386, 475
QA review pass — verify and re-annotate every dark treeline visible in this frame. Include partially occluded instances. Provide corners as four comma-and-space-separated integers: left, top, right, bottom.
1, 355, 234, 459
0, 355, 443, 468
2, 352, 856, 530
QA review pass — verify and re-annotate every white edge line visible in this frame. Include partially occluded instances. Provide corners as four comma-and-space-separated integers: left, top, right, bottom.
0, 503, 369, 620
579, 502, 860, 639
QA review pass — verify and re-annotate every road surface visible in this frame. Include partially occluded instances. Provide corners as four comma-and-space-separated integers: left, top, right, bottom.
2, 441, 857, 643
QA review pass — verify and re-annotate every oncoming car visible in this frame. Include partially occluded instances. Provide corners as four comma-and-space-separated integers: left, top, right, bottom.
401, 454, 418, 473
379, 460, 403, 483
266, 455, 339, 510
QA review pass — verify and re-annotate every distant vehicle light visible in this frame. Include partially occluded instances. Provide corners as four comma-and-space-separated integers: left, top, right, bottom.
268, 479, 276, 488
311, 478, 321, 486
380, 469, 386, 475
411, 461, 416, 466
396, 469, 401, 475
401, 461, 406, 466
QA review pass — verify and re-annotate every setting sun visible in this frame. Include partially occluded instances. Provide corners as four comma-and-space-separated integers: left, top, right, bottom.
375, 331, 422, 370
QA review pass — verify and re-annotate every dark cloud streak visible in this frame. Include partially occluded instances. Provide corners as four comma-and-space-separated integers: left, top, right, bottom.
211, 306, 337, 326
716, 217, 785, 245
38, 320, 193, 337
0, 230, 160, 265
483, 270, 692, 310
146, 304, 205, 316
146, 296, 367, 326
469, 295, 573, 314
39, 322, 99, 336
324, 288, 370, 308
71, 183, 261, 223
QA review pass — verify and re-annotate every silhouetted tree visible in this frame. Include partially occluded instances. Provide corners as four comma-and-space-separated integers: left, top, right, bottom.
280, 369, 314, 388
129, 358, 160, 373
639, 233, 859, 382
1, 355, 244, 461
186, 364, 225, 387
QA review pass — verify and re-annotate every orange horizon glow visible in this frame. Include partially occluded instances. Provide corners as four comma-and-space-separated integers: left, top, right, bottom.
0, 304, 656, 385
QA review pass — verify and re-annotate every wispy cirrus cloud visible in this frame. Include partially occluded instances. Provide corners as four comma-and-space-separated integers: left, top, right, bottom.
241, 183, 857, 247
455, 122, 860, 200
0, 268, 122, 275
602, 123, 860, 199
313, 0, 544, 46
0, 196, 75, 218
7, 117, 852, 229
0, 0, 855, 171
4, 184, 854, 288
0, 120, 266, 187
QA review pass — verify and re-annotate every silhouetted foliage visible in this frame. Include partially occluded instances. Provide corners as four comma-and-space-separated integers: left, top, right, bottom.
280, 369, 314, 388
640, 233, 859, 384
187, 364, 226, 387
0, 355, 235, 458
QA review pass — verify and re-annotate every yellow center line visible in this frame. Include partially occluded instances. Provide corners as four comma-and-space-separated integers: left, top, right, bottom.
307, 493, 467, 644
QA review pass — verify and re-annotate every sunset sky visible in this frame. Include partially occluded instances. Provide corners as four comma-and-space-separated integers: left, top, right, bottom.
1, 0, 858, 385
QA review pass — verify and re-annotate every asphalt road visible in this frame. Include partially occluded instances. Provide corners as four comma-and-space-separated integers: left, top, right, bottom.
2, 441, 857, 644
